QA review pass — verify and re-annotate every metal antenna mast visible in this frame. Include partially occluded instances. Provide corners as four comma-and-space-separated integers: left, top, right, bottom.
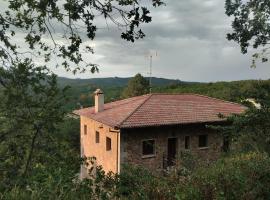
147, 51, 157, 94
149, 55, 153, 93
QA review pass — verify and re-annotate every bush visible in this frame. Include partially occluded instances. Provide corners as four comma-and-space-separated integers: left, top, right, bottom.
1, 152, 270, 200
178, 152, 270, 200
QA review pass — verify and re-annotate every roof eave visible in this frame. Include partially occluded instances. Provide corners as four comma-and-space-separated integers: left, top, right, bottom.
119, 119, 229, 129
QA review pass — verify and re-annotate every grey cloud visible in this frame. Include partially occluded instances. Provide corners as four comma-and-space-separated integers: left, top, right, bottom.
2, 0, 270, 81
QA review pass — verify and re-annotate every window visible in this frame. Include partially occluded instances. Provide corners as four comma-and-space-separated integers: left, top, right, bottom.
185, 136, 190, 149
84, 125, 87, 135
142, 139, 155, 156
106, 137, 111, 151
198, 135, 208, 148
95, 131, 100, 143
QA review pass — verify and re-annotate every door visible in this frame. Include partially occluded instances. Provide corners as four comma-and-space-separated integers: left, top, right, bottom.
167, 138, 177, 166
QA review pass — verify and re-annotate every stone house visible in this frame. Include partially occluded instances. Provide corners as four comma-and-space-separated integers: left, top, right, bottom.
74, 89, 246, 175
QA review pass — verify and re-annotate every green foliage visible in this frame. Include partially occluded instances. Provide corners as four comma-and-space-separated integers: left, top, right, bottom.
0, 0, 164, 73
2, 152, 270, 200
225, 0, 270, 66
153, 79, 269, 102
57, 76, 181, 110
116, 165, 173, 200
179, 152, 270, 200
0, 60, 69, 190
122, 73, 150, 98
0, 117, 81, 198
214, 80, 270, 156
58, 77, 270, 112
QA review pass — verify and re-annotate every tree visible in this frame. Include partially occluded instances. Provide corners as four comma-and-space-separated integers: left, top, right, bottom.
225, 0, 270, 67
0, 0, 164, 190
0, 0, 164, 75
216, 81, 270, 155
122, 73, 149, 98
0, 59, 69, 189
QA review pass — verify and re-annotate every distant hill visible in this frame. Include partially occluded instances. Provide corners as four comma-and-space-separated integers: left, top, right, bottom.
57, 76, 182, 87
56, 76, 270, 112
57, 76, 185, 111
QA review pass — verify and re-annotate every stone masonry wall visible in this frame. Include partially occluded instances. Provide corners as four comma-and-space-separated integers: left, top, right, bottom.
120, 124, 223, 172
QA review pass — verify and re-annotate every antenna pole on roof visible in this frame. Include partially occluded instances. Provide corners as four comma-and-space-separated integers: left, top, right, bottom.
149, 55, 152, 94
147, 51, 157, 94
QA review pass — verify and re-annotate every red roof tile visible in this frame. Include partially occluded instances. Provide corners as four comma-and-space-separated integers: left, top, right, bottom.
74, 94, 246, 128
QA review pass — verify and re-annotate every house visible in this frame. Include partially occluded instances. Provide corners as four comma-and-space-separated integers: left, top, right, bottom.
74, 89, 246, 176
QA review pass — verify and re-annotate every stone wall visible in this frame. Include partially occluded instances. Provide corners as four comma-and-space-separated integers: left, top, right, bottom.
120, 123, 224, 172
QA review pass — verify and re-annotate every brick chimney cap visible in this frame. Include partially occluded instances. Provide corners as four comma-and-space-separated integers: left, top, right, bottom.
94, 88, 103, 95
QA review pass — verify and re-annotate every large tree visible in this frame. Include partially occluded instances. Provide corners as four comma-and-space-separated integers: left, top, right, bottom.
122, 73, 149, 98
225, 0, 270, 66
0, 0, 164, 188
225, 0, 270, 154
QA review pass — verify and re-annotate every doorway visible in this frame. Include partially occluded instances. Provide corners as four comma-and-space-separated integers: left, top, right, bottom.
167, 138, 177, 166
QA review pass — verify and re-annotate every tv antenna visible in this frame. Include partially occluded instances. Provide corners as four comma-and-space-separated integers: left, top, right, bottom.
147, 51, 157, 93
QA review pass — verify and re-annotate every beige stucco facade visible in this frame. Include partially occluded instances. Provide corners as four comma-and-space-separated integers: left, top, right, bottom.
80, 116, 120, 175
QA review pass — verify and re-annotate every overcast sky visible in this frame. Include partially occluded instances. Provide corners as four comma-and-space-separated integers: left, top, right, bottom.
4, 0, 270, 82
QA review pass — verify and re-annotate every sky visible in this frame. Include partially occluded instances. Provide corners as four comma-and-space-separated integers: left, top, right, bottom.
3, 0, 270, 82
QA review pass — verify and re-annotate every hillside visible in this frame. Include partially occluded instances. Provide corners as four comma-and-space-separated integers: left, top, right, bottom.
59, 76, 182, 110
57, 76, 182, 87
60, 76, 270, 111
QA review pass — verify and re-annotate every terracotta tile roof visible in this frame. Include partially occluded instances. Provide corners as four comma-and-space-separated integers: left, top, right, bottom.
74, 94, 246, 128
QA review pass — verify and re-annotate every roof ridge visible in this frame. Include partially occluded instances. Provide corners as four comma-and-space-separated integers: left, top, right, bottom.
116, 94, 153, 128
89, 94, 151, 112
151, 92, 245, 107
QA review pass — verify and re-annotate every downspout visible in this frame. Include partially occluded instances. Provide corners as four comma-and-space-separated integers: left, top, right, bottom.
117, 130, 121, 173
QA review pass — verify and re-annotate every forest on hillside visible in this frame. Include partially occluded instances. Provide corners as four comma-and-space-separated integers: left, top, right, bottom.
62, 77, 269, 111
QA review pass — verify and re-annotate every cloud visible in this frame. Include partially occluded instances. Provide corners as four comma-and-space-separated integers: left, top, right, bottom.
2, 0, 270, 81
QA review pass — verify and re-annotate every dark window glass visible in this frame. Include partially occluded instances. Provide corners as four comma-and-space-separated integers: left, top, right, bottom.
198, 135, 208, 148
96, 131, 100, 143
142, 140, 155, 155
84, 125, 87, 135
106, 137, 111, 151
185, 136, 190, 149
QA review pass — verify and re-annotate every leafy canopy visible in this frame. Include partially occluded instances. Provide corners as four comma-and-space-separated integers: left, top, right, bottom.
0, 0, 164, 74
225, 0, 270, 66
122, 73, 149, 98
0, 0, 164, 191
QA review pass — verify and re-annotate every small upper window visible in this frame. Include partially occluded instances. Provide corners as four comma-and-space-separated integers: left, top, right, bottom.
106, 137, 111, 151
84, 125, 87, 135
142, 139, 155, 156
96, 131, 100, 143
185, 136, 190, 149
198, 135, 208, 148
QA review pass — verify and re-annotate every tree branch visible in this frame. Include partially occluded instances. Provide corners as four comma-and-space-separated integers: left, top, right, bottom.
23, 125, 40, 177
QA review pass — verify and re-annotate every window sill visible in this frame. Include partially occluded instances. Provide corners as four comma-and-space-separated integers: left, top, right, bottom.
198, 147, 209, 150
142, 154, 156, 159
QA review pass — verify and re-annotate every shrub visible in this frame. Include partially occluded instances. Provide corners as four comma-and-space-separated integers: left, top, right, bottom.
178, 152, 270, 200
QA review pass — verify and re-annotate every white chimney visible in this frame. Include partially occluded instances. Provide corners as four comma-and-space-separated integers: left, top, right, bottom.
94, 89, 104, 113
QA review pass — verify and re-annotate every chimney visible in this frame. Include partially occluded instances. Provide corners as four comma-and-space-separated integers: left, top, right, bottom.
94, 89, 104, 113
